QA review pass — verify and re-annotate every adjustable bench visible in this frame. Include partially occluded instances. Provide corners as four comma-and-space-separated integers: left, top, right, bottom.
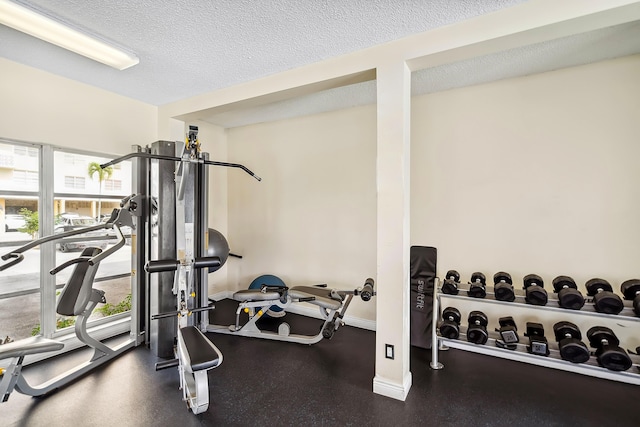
208, 278, 375, 344
0, 246, 135, 402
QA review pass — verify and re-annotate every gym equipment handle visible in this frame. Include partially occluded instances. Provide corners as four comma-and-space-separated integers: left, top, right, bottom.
50, 256, 91, 275
151, 310, 179, 320
100, 152, 261, 181
193, 257, 222, 269
151, 305, 214, 320
1, 207, 128, 268
0, 253, 24, 272
360, 278, 375, 301
145, 256, 221, 273
145, 259, 180, 273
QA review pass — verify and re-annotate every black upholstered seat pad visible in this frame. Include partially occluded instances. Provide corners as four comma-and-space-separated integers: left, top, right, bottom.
180, 326, 221, 371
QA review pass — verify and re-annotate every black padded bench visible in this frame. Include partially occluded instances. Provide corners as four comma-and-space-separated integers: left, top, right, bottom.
178, 326, 222, 372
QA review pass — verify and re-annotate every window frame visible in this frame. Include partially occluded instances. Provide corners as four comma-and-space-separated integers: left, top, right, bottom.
0, 138, 133, 347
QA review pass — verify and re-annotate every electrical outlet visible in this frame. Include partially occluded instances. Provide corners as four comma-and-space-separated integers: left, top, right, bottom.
385, 344, 394, 359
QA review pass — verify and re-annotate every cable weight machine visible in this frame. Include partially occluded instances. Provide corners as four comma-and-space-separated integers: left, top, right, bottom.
102, 126, 260, 413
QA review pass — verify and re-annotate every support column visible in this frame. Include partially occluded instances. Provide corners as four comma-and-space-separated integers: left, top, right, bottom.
373, 60, 412, 400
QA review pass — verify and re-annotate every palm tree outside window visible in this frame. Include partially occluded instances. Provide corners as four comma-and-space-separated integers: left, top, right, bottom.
87, 162, 113, 220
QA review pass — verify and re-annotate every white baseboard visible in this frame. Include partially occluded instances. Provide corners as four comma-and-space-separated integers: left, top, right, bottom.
373, 372, 412, 401
209, 291, 377, 331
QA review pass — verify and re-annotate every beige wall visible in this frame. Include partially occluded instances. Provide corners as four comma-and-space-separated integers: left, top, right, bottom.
225, 55, 640, 344
191, 121, 234, 293
0, 58, 157, 153
226, 106, 378, 320
411, 54, 640, 344
412, 55, 640, 283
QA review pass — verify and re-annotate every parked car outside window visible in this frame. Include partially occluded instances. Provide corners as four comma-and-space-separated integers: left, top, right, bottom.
4, 214, 26, 232
54, 215, 108, 252
100, 215, 132, 245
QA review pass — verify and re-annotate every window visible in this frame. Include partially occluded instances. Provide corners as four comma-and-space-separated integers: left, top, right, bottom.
14, 146, 38, 158
1, 142, 40, 341
13, 170, 38, 187
64, 176, 86, 190
53, 149, 133, 332
1, 141, 134, 343
104, 179, 122, 192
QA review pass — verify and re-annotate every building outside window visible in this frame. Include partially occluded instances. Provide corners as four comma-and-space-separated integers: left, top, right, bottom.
0, 141, 133, 342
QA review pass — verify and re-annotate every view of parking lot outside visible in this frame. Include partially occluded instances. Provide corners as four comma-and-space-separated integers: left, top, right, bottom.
0, 142, 133, 341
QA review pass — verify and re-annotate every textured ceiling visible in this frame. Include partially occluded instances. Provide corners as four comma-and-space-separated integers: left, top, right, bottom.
1, 0, 525, 106
1, 1, 639, 129
209, 20, 640, 128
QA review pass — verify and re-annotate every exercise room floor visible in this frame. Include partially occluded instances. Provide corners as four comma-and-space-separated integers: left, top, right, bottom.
3, 299, 638, 427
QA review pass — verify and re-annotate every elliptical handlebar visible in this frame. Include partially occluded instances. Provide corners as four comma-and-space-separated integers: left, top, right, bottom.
0, 253, 24, 272
0, 207, 129, 273
49, 256, 91, 275
1, 222, 106, 262
88, 220, 126, 266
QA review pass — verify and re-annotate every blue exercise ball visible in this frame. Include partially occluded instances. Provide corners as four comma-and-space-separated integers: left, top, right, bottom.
248, 274, 286, 317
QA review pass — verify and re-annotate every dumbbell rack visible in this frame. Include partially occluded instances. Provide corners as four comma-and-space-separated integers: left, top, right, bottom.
430, 280, 640, 385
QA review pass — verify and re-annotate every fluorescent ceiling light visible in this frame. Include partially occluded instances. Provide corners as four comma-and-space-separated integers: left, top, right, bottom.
0, 0, 139, 70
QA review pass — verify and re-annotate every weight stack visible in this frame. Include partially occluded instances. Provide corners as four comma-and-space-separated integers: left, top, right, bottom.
410, 246, 437, 349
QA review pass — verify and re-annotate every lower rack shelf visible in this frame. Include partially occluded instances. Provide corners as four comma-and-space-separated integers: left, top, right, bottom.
435, 331, 640, 386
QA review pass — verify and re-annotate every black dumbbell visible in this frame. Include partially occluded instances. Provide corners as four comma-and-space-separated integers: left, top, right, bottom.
620, 279, 640, 317
524, 322, 549, 356
467, 311, 488, 345
495, 316, 519, 350
585, 278, 623, 315
586, 326, 632, 371
493, 272, 515, 302
439, 307, 461, 339
552, 276, 585, 310
630, 346, 640, 373
441, 270, 460, 295
467, 272, 486, 298
553, 321, 590, 364
523, 274, 548, 306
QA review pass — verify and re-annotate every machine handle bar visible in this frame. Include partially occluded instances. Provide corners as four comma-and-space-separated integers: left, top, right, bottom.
0, 253, 24, 272
1, 222, 105, 261
145, 256, 221, 273
193, 257, 222, 269
1, 208, 126, 272
100, 152, 261, 181
151, 304, 214, 320
50, 257, 91, 275
145, 259, 179, 273
358, 278, 376, 301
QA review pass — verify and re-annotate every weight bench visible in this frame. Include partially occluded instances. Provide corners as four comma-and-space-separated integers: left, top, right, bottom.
208, 278, 375, 344
0, 337, 65, 402
171, 326, 223, 414
0, 246, 135, 402
146, 256, 224, 415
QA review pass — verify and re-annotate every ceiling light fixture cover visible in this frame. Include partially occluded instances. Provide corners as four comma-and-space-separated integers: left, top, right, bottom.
0, 0, 139, 70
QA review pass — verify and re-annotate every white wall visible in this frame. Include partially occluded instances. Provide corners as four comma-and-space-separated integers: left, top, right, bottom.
226, 106, 378, 320
0, 58, 157, 153
191, 121, 236, 293
411, 55, 640, 345
224, 55, 639, 345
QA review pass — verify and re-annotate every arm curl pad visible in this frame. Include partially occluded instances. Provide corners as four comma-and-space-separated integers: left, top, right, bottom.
145, 259, 179, 273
